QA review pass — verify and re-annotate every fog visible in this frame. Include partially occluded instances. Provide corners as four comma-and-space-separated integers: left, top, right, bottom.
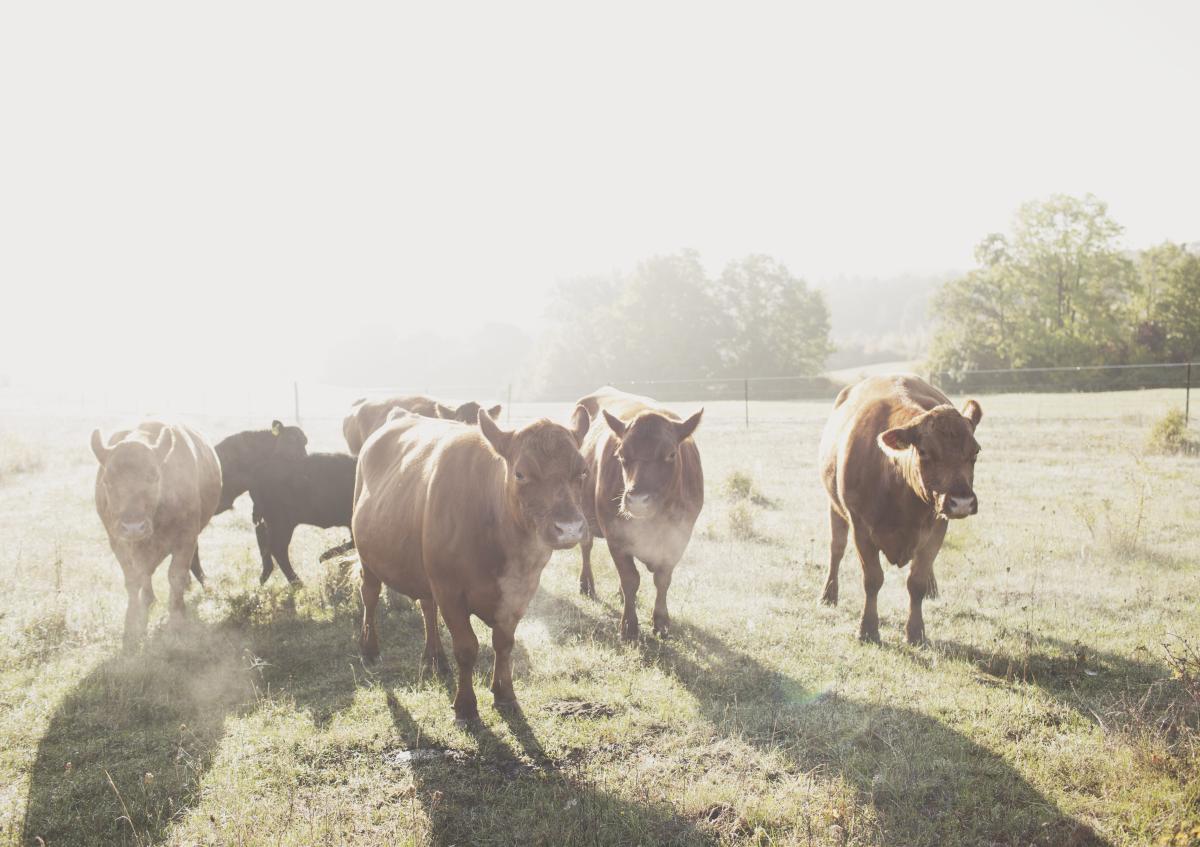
2, 1, 1198, 394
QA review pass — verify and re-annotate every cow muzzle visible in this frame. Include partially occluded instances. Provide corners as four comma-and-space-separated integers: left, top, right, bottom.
551, 517, 586, 548
622, 491, 655, 519
118, 518, 153, 541
942, 494, 978, 519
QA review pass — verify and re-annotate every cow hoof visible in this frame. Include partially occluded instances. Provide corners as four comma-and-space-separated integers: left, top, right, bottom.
652, 618, 670, 639
493, 696, 520, 712
579, 581, 596, 600
819, 587, 838, 606
259, 572, 272, 585
453, 705, 481, 726
858, 629, 882, 645
906, 628, 928, 647
360, 645, 381, 664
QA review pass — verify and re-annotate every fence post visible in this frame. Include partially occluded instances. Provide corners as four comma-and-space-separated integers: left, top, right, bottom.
1187, 362, 1192, 427
293, 381, 301, 426
506, 383, 512, 425
744, 378, 750, 429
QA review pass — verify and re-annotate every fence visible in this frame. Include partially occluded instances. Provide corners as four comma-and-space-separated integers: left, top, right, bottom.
0, 361, 1192, 434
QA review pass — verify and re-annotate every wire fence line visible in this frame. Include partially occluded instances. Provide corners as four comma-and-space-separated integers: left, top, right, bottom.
0, 361, 1192, 431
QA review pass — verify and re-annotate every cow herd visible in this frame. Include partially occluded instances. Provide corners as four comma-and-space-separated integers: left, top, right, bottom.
89, 376, 983, 721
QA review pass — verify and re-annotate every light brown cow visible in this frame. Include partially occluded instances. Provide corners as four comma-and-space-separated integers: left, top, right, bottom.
819, 375, 983, 644
352, 406, 590, 721
91, 421, 222, 649
576, 387, 704, 640
342, 395, 502, 454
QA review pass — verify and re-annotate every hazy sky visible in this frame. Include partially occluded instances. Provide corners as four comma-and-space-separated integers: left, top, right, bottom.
2, 1, 1198, 386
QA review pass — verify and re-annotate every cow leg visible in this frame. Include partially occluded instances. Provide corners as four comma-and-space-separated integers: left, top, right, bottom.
854, 526, 884, 644
254, 513, 275, 584
120, 561, 152, 652
419, 597, 446, 671
906, 523, 947, 646
166, 540, 197, 626
821, 506, 849, 606
490, 622, 518, 709
579, 535, 596, 599
190, 546, 206, 587
613, 551, 641, 640
440, 598, 480, 722
650, 564, 674, 638
359, 566, 382, 661
270, 523, 302, 584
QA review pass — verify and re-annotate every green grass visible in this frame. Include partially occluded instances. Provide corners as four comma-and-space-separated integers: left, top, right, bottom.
2, 390, 1199, 846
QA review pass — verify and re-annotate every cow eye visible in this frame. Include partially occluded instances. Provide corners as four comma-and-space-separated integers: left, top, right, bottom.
665, 451, 676, 462
513, 470, 526, 482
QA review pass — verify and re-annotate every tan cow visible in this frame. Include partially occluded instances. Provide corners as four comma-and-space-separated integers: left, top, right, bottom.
91, 421, 222, 649
575, 387, 704, 640
342, 395, 502, 454
352, 406, 590, 721
819, 375, 983, 644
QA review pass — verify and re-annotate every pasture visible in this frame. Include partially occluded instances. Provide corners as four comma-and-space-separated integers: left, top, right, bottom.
1, 390, 1198, 846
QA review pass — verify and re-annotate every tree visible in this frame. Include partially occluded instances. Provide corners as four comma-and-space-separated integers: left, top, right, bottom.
929, 194, 1136, 375
715, 255, 832, 376
1145, 242, 1200, 361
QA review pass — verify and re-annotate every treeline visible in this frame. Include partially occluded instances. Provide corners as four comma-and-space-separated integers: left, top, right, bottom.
930, 194, 1200, 382
527, 250, 833, 398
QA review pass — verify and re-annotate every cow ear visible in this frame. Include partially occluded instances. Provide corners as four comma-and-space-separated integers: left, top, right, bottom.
878, 423, 920, 454
271, 420, 283, 436
152, 428, 175, 463
90, 429, 112, 464
569, 404, 590, 447
487, 404, 502, 420
436, 403, 458, 420
961, 399, 983, 430
478, 408, 514, 459
674, 408, 703, 443
602, 410, 627, 439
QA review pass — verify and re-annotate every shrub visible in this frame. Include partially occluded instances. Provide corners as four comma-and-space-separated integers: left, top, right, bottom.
727, 502, 757, 540
0, 433, 45, 481
1147, 409, 1198, 455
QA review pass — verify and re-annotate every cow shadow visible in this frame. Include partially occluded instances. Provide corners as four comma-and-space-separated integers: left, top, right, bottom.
382, 690, 712, 846
21, 623, 253, 846
528, 588, 1113, 847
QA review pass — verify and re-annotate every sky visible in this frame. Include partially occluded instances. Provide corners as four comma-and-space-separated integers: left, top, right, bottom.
2, 0, 1198, 388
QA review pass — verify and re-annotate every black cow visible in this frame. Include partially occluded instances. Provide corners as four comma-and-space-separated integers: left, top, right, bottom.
215, 421, 356, 584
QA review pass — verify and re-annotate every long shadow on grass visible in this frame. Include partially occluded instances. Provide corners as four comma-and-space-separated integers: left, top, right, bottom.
383, 691, 712, 846
530, 589, 1112, 847
20, 588, 384, 846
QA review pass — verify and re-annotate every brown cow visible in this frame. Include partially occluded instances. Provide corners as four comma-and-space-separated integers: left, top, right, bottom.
576, 387, 704, 640
342, 395, 502, 454
819, 375, 983, 645
352, 406, 590, 721
91, 421, 222, 649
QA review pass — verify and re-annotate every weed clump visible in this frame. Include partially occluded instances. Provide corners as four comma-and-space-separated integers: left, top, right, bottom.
0, 433, 45, 481
728, 502, 757, 540
1147, 409, 1198, 455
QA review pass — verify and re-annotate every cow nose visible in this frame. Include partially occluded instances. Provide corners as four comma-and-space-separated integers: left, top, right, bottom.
626, 492, 650, 508
120, 519, 150, 536
555, 519, 585, 542
947, 495, 977, 517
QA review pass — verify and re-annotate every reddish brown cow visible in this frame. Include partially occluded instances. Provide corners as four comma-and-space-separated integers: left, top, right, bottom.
91, 421, 222, 649
576, 387, 704, 640
352, 406, 590, 721
819, 375, 983, 644
342, 395, 501, 454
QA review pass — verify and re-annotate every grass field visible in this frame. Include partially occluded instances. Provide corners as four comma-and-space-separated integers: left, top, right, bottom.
1, 390, 1199, 846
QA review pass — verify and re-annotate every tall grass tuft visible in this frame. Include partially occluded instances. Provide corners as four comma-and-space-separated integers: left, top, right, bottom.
1147, 408, 1198, 455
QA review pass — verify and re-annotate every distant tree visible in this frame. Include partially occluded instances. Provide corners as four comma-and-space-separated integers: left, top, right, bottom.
929, 194, 1135, 375
1144, 242, 1200, 361
606, 250, 726, 380
525, 274, 622, 397
715, 255, 832, 376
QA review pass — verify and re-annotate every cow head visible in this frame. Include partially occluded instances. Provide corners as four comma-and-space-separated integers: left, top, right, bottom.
91, 428, 174, 541
437, 401, 502, 424
269, 419, 309, 455
602, 408, 703, 520
878, 400, 983, 519
479, 405, 590, 549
